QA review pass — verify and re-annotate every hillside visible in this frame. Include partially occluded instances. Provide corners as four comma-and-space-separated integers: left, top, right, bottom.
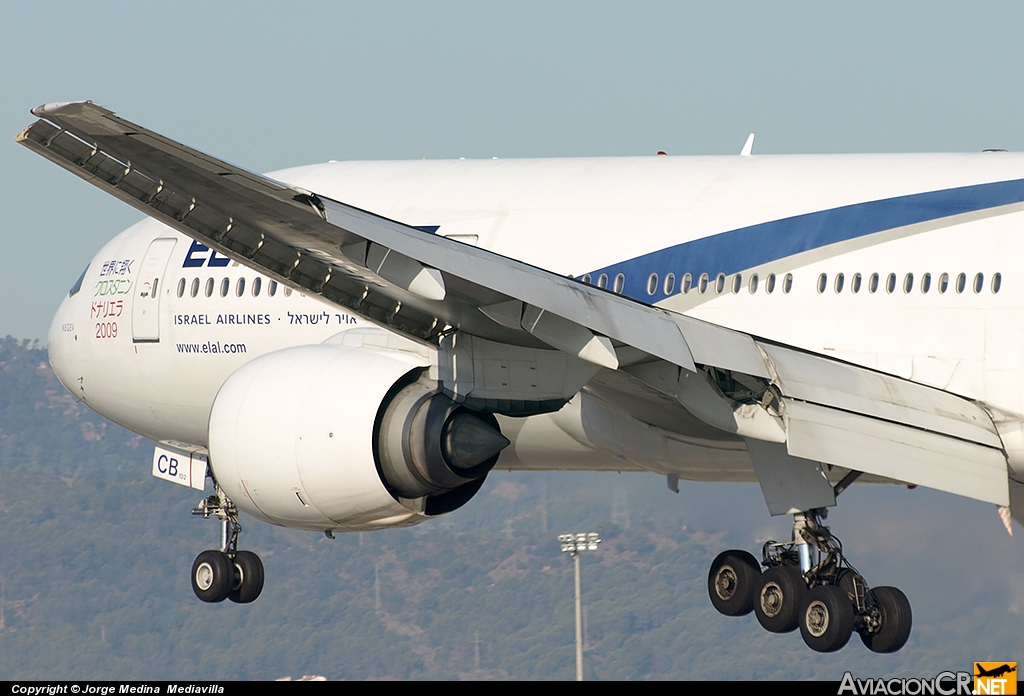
0, 336, 1020, 680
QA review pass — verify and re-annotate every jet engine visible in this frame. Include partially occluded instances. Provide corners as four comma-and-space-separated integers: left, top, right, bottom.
208, 343, 508, 531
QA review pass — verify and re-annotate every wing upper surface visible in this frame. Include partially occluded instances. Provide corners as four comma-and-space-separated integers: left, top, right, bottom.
18, 101, 699, 371
19, 101, 1011, 508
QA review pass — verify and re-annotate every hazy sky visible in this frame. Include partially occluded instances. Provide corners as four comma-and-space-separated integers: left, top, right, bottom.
3, 3, 1024, 674
3, 1, 1024, 340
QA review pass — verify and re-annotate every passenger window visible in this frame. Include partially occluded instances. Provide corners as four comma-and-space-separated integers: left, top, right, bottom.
220, 278, 230, 297
252, 277, 262, 297
205, 278, 215, 297
647, 273, 658, 295
268, 280, 278, 297
886, 273, 896, 294
190, 278, 200, 298
177, 278, 186, 298
921, 273, 931, 293
236, 277, 246, 297
973, 273, 984, 293
613, 274, 625, 294
766, 274, 776, 294
903, 273, 914, 294
681, 273, 692, 294
664, 273, 676, 295
851, 273, 862, 294
834, 273, 844, 293
698, 273, 709, 294
783, 273, 792, 294
938, 273, 949, 293
732, 274, 742, 293
284, 287, 293, 297
956, 273, 966, 293
597, 274, 608, 289
581, 274, 591, 284
992, 273, 1002, 293
817, 273, 827, 294
748, 274, 759, 294
714, 273, 725, 294
868, 273, 879, 294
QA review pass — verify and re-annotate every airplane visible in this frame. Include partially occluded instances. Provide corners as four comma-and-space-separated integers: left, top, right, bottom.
976, 664, 1017, 679
18, 101, 1024, 655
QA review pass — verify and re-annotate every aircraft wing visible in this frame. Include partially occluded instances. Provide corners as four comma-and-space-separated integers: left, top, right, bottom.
18, 101, 1010, 509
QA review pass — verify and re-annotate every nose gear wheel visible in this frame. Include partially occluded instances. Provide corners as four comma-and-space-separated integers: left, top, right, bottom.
191, 550, 232, 603
191, 486, 265, 604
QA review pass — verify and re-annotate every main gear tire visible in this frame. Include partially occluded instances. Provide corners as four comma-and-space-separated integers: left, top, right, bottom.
860, 586, 912, 654
800, 585, 855, 653
753, 565, 806, 633
708, 550, 761, 617
836, 568, 864, 605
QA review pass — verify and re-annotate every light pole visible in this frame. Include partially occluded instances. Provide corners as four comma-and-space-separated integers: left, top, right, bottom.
558, 532, 601, 681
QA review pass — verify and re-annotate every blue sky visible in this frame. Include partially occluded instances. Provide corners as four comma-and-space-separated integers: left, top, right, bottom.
3, 1, 1024, 340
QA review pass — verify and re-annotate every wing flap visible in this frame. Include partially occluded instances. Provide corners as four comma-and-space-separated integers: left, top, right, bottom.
785, 399, 1009, 506
760, 342, 1002, 449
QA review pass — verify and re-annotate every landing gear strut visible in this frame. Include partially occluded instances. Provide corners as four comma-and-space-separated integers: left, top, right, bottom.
707, 508, 912, 653
190, 487, 265, 604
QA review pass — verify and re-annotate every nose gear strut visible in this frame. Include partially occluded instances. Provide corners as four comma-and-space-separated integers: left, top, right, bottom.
190, 486, 265, 604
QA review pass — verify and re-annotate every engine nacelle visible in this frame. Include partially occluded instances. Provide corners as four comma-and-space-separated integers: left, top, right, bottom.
208, 342, 507, 532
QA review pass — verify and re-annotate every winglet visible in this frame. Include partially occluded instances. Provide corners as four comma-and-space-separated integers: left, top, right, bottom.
740, 133, 755, 157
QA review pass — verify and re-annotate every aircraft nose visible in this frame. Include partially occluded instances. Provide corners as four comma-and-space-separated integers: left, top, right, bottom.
47, 277, 89, 399
48, 295, 73, 389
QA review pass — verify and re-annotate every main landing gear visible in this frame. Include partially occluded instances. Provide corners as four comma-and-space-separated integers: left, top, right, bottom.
190, 488, 265, 604
708, 509, 912, 653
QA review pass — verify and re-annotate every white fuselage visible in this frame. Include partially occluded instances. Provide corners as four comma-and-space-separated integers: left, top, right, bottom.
47, 152, 1024, 483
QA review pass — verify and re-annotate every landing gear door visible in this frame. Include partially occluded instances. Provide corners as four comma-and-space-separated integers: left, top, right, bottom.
132, 237, 177, 343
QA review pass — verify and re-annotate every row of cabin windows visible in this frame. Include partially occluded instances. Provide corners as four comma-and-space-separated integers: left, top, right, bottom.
580, 269, 1002, 299
815, 272, 1002, 295
580, 272, 627, 293
669, 272, 795, 296
175, 277, 294, 299
580, 271, 795, 296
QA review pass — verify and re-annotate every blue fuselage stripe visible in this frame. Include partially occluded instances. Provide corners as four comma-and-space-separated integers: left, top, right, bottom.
586, 177, 1024, 300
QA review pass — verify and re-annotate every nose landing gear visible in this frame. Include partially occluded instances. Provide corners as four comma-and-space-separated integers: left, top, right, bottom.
190, 488, 265, 604
707, 509, 912, 653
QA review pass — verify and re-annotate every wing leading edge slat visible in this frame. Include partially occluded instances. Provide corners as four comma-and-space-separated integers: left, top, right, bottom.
17, 101, 698, 371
